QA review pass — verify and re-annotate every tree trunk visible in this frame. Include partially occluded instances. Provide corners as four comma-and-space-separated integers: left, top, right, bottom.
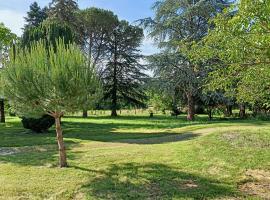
208, 108, 212, 120
111, 38, 118, 117
0, 99, 5, 123
111, 79, 117, 117
225, 105, 233, 117
252, 106, 258, 117
55, 117, 67, 168
186, 93, 195, 121
111, 107, 117, 117
239, 104, 246, 119
82, 110, 88, 118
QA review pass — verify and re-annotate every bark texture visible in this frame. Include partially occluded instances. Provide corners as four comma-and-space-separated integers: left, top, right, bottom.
0, 99, 5, 123
239, 104, 246, 119
55, 117, 67, 167
82, 110, 88, 118
186, 93, 195, 121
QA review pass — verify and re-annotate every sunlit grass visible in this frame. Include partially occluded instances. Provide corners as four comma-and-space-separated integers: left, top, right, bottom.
0, 115, 269, 199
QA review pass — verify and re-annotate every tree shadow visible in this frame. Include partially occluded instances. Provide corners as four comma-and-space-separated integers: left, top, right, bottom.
110, 132, 198, 144
0, 143, 80, 167
75, 163, 238, 199
61, 116, 269, 144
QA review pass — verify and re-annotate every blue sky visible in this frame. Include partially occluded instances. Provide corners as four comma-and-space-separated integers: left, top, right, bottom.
0, 0, 158, 55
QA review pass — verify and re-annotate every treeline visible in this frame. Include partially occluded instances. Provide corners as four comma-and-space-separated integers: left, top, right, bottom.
1, 0, 270, 123
0, 0, 147, 121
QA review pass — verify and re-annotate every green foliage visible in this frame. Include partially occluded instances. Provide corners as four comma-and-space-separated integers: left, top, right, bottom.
142, 0, 232, 120
3, 40, 100, 117
0, 23, 17, 96
21, 20, 74, 49
21, 115, 55, 133
0, 23, 17, 66
76, 7, 119, 65
103, 20, 147, 116
0, 24, 16, 47
189, 0, 270, 106
148, 90, 172, 112
141, 0, 232, 48
24, 1, 48, 29
48, 0, 78, 23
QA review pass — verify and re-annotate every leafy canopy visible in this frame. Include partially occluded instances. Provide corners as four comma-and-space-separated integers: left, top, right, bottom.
188, 0, 270, 105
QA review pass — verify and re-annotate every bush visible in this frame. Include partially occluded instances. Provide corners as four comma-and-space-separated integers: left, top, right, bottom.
21, 115, 55, 133
171, 107, 182, 117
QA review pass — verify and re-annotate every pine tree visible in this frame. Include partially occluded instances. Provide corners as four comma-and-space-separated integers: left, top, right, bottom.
3, 40, 100, 167
24, 2, 48, 29
48, 0, 78, 24
103, 21, 147, 117
76, 7, 118, 117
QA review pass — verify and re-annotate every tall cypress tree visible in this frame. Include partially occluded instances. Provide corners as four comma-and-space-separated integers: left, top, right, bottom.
103, 21, 147, 117
24, 2, 48, 29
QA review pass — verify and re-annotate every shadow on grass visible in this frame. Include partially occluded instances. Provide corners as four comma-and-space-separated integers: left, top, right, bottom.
75, 163, 238, 199
1, 115, 268, 147
61, 115, 269, 144
0, 143, 80, 167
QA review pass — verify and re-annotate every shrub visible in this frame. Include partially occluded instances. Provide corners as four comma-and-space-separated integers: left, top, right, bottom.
21, 115, 55, 133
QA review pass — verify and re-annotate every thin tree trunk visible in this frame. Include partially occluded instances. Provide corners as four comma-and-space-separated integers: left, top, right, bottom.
208, 108, 212, 120
224, 105, 233, 117
186, 93, 195, 121
111, 37, 118, 117
239, 104, 246, 119
0, 99, 5, 123
111, 78, 117, 116
82, 109, 88, 118
55, 117, 67, 168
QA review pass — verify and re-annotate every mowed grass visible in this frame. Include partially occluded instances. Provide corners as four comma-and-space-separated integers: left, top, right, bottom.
0, 114, 269, 200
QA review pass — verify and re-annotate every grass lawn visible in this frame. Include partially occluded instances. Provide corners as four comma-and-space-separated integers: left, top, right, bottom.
0, 114, 269, 200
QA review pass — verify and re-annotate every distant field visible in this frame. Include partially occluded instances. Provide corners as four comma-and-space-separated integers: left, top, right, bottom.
0, 115, 269, 199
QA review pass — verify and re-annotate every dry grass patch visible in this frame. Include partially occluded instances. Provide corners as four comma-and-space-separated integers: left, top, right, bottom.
239, 169, 270, 199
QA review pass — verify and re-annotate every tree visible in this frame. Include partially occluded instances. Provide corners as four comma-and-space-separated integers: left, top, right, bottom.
145, 78, 175, 113
76, 7, 118, 117
21, 19, 74, 49
48, 0, 78, 24
0, 23, 17, 123
141, 0, 232, 120
189, 0, 270, 115
2, 40, 100, 167
76, 7, 118, 66
147, 52, 201, 120
103, 21, 147, 117
201, 91, 227, 120
24, 1, 48, 30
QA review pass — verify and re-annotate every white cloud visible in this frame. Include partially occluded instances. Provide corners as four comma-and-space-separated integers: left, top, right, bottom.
0, 10, 25, 36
